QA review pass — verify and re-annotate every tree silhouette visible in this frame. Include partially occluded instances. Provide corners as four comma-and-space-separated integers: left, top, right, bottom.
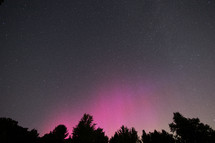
142, 130, 175, 143
72, 113, 108, 143
1, 112, 215, 143
94, 127, 109, 143
0, 117, 39, 143
169, 112, 215, 143
109, 125, 140, 143
41, 124, 68, 143
53, 125, 69, 142
41, 132, 55, 143
65, 135, 72, 143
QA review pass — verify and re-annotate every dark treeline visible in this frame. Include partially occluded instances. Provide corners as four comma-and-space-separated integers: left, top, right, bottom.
1, 112, 215, 143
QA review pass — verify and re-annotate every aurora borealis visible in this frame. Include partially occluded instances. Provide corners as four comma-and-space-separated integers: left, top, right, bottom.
1, 0, 215, 137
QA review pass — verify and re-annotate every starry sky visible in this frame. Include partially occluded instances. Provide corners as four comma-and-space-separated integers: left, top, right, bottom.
1, 0, 215, 138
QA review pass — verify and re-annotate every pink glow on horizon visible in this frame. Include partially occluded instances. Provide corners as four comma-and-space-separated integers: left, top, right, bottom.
88, 79, 160, 137
39, 79, 164, 137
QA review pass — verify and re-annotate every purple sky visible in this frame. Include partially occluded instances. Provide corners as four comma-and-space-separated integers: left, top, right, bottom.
0, 0, 215, 137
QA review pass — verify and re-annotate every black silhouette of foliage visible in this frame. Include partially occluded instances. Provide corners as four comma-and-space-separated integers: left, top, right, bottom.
1, 112, 215, 143
41, 124, 68, 143
109, 125, 140, 143
169, 112, 215, 143
142, 129, 175, 143
94, 127, 109, 143
72, 113, 108, 143
65, 135, 72, 143
53, 125, 69, 141
41, 132, 56, 143
0, 117, 39, 143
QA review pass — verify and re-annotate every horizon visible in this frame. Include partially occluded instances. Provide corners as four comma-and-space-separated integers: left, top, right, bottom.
4, 111, 215, 138
1, 0, 215, 139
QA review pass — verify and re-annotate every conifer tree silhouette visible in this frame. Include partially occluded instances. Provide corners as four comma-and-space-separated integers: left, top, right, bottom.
110, 125, 139, 143
72, 113, 108, 143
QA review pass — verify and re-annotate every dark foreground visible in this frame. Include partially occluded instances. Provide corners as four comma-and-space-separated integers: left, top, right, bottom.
1, 112, 215, 143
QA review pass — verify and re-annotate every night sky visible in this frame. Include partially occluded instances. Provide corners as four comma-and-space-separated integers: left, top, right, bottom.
1, 0, 215, 137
